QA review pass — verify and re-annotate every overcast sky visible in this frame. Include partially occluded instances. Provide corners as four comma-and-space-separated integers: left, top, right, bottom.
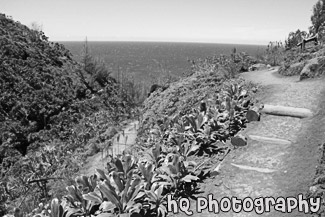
1, 0, 319, 45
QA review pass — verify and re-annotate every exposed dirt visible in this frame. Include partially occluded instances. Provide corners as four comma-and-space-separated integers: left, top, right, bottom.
171, 68, 325, 217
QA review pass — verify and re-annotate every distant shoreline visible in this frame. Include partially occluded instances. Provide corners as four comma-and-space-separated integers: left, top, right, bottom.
54, 40, 267, 47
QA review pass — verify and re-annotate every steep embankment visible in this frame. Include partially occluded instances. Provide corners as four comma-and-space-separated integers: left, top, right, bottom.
0, 14, 132, 214
0, 13, 79, 155
172, 68, 325, 217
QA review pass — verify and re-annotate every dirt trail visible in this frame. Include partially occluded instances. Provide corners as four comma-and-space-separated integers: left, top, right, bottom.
79, 121, 139, 177
173, 68, 325, 217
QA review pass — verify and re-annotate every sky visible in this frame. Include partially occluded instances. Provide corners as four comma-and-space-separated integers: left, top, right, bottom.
1, 0, 319, 45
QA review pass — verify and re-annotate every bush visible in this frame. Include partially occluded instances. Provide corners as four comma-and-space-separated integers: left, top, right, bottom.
264, 41, 285, 66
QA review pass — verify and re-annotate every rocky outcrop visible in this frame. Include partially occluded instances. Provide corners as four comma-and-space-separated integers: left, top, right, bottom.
300, 56, 325, 80
279, 52, 325, 79
248, 63, 268, 71
280, 62, 305, 76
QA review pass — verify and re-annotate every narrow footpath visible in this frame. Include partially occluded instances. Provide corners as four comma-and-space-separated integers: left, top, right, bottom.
79, 121, 139, 177
174, 67, 325, 217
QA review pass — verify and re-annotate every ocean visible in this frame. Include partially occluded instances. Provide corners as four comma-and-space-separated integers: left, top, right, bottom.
61, 41, 266, 83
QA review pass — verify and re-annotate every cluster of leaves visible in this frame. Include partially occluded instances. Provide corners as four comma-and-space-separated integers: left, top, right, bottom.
0, 13, 135, 214
25, 149, 201, 217
139, 80, 257, 156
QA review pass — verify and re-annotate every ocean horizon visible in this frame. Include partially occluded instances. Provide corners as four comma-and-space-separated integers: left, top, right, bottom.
61, 41, 266, 83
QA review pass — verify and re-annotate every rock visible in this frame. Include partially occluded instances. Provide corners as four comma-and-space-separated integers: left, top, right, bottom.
231, 134, 247, 147
261, 104, 313, 118
289, 62, 305, 76
309, 185, 318, 194
246, 109, 260, 122
248, 63, 267, 71
300, 56, 325, 80
279, 62, 305, 76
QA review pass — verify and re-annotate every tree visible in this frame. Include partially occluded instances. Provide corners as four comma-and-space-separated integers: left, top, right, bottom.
266, 41, 284, 65
285, 30, 307, 49
311, 0, 325, 34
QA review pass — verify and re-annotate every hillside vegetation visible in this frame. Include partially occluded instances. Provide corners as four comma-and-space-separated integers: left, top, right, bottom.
0, 13, 135, 215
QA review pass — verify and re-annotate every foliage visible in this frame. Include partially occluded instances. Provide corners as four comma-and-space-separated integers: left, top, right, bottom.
23, 150, 201, 217
264, 41, 285, 66
285, 30, 308, 50
140, 80, 256, 156
311, 0, 325, 39
0, 13, 135, 214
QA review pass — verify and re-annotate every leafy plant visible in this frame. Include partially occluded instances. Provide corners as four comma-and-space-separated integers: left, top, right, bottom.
158, 154, 200, 199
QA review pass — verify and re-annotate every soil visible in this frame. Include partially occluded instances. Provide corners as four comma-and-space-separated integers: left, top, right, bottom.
170, 68, 325, 217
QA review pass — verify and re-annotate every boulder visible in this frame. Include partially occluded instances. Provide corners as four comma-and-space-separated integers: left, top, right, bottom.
231, 134, 247, 147
300, 56, 325, 80
246, 109, 260, 122
283, 62, 305, 76
248, 63, 267, 71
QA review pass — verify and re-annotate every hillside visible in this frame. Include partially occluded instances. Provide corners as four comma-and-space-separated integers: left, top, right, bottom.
0, 13, 132, 215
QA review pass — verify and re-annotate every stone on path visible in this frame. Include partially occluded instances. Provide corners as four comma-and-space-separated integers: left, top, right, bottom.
231, 163, 277, 173
261, 104, 313, 118
231, 134, 247, 147
248, 135, 292, 145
